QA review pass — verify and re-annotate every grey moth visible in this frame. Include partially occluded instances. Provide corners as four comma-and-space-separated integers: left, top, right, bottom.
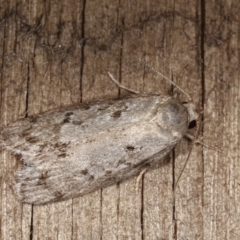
0, 93, 198, 204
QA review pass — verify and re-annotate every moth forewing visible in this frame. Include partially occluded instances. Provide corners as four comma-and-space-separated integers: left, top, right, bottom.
0, 94, 198, 204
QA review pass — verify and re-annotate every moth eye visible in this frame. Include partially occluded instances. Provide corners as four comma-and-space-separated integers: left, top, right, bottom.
188, 120, 196, 129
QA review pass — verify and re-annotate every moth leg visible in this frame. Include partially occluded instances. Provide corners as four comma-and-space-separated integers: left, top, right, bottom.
184, 133, 223, 153
106, 71, 140, 94
184, 133, 197, 142
135, 168, 148, 193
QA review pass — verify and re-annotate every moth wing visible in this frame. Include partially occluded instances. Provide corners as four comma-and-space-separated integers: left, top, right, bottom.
14, 121, 179, 204
1, 95, 166, 154
0, 95, 189, 204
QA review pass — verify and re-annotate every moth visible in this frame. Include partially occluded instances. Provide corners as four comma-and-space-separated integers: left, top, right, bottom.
0, 86, 198, 204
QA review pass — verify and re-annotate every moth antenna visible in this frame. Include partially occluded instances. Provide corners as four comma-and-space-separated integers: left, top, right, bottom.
106, 71, 140, 94
112, 39, 192, 101
185, 133, 224, 154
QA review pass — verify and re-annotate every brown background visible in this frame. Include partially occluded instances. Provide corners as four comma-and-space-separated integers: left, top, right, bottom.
0, 0, 240, 239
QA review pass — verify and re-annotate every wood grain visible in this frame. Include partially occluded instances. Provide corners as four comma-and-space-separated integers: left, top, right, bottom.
0, 0, 239, 239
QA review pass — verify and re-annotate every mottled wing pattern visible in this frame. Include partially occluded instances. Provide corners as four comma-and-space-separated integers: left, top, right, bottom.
0, 95, 189, 204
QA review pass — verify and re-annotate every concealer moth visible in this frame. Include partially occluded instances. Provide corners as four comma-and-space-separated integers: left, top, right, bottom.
0, 42, 199, 205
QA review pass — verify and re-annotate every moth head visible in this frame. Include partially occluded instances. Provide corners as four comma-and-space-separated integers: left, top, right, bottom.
182, 102, 199, 129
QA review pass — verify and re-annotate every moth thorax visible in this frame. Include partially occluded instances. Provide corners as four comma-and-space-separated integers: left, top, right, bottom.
152, 98, 190, 137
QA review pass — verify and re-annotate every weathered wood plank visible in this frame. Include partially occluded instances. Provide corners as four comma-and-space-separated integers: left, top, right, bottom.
204, 1, 240, 239
0, 0, 239, 239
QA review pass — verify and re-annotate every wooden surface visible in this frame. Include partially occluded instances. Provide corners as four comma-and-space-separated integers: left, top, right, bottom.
0, 0, 240, 239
